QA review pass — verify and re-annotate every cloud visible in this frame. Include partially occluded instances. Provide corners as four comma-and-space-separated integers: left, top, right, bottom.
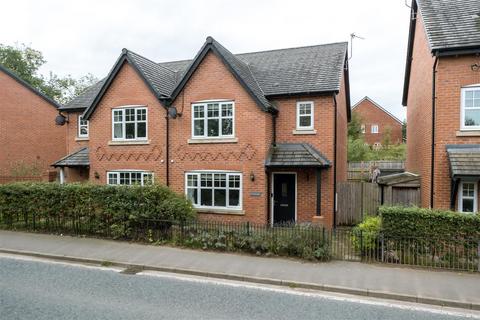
1, 0, 410, 120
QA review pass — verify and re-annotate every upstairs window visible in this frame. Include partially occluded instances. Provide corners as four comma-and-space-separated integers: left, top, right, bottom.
371, 124, 379, 134
458, 181, 477, 213
112, 106, 147, 141
78, 115, 89, 138
296, 101, 314, 130
192, 101, 234, 138
461, 86, 480, 130
107, 171, 153, 186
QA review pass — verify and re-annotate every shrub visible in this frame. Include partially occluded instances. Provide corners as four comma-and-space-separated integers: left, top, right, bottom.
351, 216, 381, 251
380, 206, 480, 239
0, 182, 196, 237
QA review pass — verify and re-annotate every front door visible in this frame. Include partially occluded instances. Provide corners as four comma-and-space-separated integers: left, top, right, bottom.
273, 173, 296, 224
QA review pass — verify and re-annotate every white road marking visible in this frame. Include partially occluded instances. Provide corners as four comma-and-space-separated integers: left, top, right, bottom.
138, 270, 480, 319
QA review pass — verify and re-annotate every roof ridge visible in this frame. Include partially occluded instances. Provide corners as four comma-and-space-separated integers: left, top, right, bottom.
235, 41, 348, 57
124, 48, 176, 75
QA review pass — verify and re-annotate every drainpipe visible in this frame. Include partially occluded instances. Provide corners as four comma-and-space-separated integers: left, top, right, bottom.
165, 109, 170, 187
430, 56, 439, 208
333, 94, 338, 228
272, 112, 277, 146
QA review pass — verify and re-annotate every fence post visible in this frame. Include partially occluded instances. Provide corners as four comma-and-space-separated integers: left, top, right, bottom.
381, 233, 385, 262
246, 221, 250, 236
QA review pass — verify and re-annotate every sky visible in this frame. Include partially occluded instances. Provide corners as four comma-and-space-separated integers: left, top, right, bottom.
1, 0, 412, 121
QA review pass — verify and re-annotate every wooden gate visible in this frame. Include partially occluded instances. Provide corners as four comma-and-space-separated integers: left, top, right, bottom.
337, 182, 380, 226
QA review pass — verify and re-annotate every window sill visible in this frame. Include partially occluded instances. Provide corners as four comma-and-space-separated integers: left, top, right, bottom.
188, 137, 238, 144
108, 140, 150, 146
75, 137, 89, 141
456, 130, 480, 137
195, 208, 245, 215
292, 129, 317, 135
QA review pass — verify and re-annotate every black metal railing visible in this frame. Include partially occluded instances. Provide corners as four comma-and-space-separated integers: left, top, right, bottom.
0, 212, 478, 272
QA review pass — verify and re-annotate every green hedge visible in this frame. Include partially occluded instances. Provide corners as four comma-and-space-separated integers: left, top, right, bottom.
0, 182, 195, 237
380, 206, 480, 239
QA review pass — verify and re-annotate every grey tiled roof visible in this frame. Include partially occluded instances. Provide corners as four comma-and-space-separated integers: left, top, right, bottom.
446, 145, 480, 177
69, 38, 348, 112
61, 79, 106, 111
418, 0, 480, 51
52, 147, 89, 167
265, 143, 331, 168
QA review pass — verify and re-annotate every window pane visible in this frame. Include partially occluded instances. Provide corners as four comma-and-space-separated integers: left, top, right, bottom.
113, 110, 123, 122
126, 108, 135, 121
229, 175, 240, 188
229, 190, 240, 206
465, 109, 480, 127
137, 109, 146, 121
214, 174, 226, 187
201, 174, 212, 187
222, 104, 233, 117
465, 99, 474, 108
194, 106, 204, 118
200, 189, 212, 206
466, 91, 474, 99
187, 188, 198, 204
207, 119, 219, 136
80, 127, 88, 135
187, 174, 198, 187
463, 199, 474, 212
207, 104, 219, 117
137, 122, 146, 138
120, 172, 129, 185
474, 90, 480, 99
463, 183, 475, 197
214, 189, 226, 207
222, 118, 233, 135
108, 173, 117, 185
143, 173, 153, 185
114, 123, 123, 139
194, 120, 204, 136
299, 116, 311, 127
131, 172, 142, 185
126, 123, 136, 139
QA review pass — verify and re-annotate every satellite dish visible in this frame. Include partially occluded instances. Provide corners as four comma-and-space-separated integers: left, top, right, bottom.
55, 114, 67, 126
168, 106, 178, 119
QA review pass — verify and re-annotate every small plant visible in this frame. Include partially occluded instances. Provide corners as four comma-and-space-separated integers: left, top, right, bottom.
351, 216, 381, 251
101, 261, 113, 267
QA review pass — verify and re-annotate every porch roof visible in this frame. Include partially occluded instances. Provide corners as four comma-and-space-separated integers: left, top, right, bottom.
265, 143, 331, 168
446, 144, 480, 178
52, 147, 89, 167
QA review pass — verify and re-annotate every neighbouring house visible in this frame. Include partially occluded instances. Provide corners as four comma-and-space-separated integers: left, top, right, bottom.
0, 64, 65, 182
403, 0, 480, 212
352, 96, 403, 148
54, 37, 351, 227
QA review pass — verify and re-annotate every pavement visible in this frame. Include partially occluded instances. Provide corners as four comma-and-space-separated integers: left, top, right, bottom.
0, 230, 479, 310
2, 256, 478, 320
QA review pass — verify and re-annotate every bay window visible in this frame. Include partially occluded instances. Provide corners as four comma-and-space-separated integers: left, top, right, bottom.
461, 86, 480, 130
192, 101, 234, 138
107, 171, 153, 186
186, 171, 242, 210
112, 106, 147, 140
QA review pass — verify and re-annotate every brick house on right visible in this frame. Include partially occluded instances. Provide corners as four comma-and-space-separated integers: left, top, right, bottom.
403, 0, 480, 212
352, 96, 403, 148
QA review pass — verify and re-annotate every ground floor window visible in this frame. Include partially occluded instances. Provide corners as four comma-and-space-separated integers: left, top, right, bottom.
458, 181, 477, 213
185, 171, 242, 209
107, 171, 153, 186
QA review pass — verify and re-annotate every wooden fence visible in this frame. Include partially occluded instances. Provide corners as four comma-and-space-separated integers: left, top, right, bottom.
347, 160, 405, 181
336, 180, 420, 226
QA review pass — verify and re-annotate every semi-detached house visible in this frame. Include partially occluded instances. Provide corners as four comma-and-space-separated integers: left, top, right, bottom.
54, 37, 351, 227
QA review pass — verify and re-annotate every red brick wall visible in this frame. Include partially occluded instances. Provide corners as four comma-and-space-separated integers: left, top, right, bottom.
353, 99, 403, 145
66, 111, 89, 153
405, 13, 435, 208
87, 62, 167, 185
0, 70, 66, 176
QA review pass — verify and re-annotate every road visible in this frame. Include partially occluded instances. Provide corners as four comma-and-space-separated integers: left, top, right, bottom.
0, 256, 478, 320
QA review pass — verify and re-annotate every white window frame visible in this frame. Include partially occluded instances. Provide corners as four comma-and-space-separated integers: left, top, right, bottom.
77, 115, 89, 138
460, 85, 480, 131
458, 181, 478, 213
361, 124, 366, 134
371, 124, 379, 134
191, 101, 235, 139
296, 101, 314, 131
107, 170, 154, 186
111, 106, 148, 141
185, 171, 242, 210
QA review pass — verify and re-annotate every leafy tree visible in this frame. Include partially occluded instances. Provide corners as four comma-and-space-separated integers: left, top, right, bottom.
347, 137, 370, 161
402, 120, 407, 142
382, 125, 392, 149
348, 112, 364, 140
0, 43, 98, 104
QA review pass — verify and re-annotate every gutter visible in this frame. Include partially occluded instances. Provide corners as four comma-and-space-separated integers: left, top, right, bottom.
430, 56, 439, 208
165, 109, 170, 186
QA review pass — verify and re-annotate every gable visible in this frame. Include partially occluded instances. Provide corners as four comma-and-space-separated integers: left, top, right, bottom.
352, 97, 402, 125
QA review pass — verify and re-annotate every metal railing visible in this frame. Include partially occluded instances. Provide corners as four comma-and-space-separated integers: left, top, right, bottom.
0, 212, 478, 272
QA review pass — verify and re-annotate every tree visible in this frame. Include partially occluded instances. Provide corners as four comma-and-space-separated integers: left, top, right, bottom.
402, 120, 407, 142
382, 125, 392, 149
0, 43, 98, 104
347, 137, 370, 161
348, 112, 364, 140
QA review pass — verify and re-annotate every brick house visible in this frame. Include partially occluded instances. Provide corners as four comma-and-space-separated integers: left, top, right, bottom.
352, 96, 403, 148
54, 37, 351, 227
403, 0, 480, 212
0, 64, 66, 180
